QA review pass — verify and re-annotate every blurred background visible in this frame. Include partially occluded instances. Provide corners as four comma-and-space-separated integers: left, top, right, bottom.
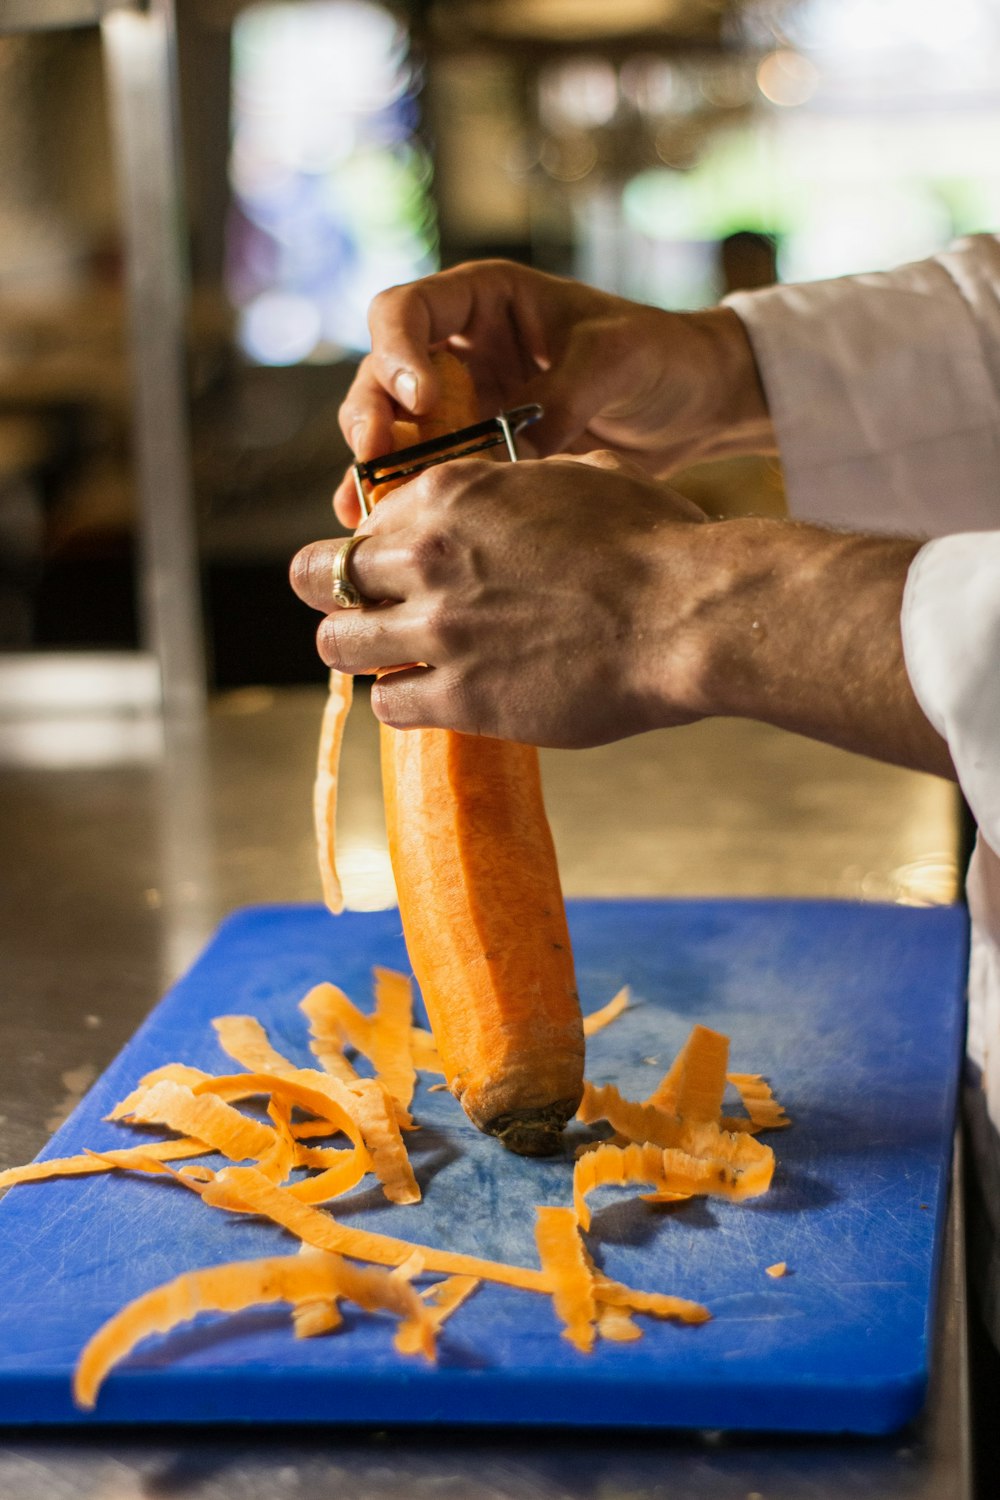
1, 0, 999, 689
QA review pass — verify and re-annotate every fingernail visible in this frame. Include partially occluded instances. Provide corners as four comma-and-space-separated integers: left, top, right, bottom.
394, 369, 418, 410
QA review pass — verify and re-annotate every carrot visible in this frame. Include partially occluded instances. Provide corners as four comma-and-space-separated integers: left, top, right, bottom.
373, 350, 584, 1155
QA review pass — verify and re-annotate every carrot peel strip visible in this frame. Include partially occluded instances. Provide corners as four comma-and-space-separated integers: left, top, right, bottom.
122, 1080, 277, 1162
200, 1166, 552, 1293
314, 668, 353, 915
596, 1304, 643, 1342
646, 1024, 730, 1122
287, 1150, 371, 1205
300, 982, 372, 1061
341, 1077, 420, 1205
410, 1026, 444, 1074
73, 1248, 433, 1409
396, 1275, 479, 1356
582, 987, 630, 1038
0, 1137, 209, 1190
370, 967, 417, 1111
534, 1206, 597, 1353
593, 1275, 711, 1325
191, 1071, 363, 1148
573, 1138, 774, 1232
106, 1064, 213, 1121
258, 1097, 297, 1185
212, 1015, 298, 1078
727, 1073, 791, 1131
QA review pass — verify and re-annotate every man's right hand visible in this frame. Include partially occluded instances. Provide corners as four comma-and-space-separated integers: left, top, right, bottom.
333, 260, 775, 526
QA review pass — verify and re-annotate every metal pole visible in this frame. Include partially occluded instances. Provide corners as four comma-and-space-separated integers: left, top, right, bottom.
101, 0, 207, 720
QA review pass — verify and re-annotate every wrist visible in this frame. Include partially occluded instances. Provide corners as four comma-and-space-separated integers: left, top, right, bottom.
678, 307, 776, 466
658, 516, 953, 777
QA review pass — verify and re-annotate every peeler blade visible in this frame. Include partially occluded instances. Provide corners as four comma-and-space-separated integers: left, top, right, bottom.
352, 404, 543, 517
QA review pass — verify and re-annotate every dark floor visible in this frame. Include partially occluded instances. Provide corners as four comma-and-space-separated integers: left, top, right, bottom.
964, 1087, 1000, 1499
969, 1305, 1000, 1497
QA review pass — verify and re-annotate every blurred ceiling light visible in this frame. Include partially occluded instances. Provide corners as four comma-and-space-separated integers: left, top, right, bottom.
699, 61, 755, 110
539, 132, 600, 182
227, 1, 437, 360
790, 0, 990, 58
233, 1, 411, 168
497, 130, 542, 179
782, 0, 1000, 103
756, 49, 821, 108
618, 54, 707, 118
653, 122, 704, 170
239, 290, 323, 366
467, 0, 690, 41
539, 59, 618, 131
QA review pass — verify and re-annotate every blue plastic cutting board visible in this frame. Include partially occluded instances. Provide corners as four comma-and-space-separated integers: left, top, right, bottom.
0, 900, 968, 1433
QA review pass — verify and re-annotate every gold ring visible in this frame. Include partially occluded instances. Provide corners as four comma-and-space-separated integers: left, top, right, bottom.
331, 535, 367, 609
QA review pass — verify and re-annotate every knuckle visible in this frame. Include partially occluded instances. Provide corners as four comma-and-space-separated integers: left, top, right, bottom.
397, 522, 452, 586
368, 285, 401, 321
410, 528, 451, 578
411, 456, 491, 515
438, 457, 500, 512
423, 598, 467, 659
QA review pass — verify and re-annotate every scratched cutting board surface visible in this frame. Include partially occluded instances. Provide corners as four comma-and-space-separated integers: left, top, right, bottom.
0, 900, 968, 1434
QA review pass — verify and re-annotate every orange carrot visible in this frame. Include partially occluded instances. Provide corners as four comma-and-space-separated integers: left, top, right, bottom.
374, 351, 584, 1155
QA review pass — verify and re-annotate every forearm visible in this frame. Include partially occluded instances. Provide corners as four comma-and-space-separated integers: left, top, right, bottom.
648, 519, 955, 779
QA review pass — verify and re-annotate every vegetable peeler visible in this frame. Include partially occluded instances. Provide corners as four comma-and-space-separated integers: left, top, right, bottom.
352, 404, 543, 517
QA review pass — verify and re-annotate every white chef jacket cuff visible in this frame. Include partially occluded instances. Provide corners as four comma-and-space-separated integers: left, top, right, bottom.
725, 236, 1000, 538
902, 533, 1000, 857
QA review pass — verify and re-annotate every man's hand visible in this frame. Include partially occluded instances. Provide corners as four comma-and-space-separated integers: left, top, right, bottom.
333, 260, 774, 527
301, 452, 711, 748
295, 449, 954, 780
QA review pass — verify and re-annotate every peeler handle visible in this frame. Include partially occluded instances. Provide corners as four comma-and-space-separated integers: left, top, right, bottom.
352, 404, 543, 518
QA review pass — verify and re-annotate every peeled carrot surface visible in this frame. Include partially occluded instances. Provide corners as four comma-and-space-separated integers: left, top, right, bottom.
374, 351, 585, 1155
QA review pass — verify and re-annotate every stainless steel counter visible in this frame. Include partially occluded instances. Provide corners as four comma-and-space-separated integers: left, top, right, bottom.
0, 681, 968, 1498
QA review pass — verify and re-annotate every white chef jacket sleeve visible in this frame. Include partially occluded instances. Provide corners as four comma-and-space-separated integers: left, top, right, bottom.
726, 234, 1000, 854
725, 234, 1000, 537
903, 536, 1000, 1097
902, 534, 1000, 860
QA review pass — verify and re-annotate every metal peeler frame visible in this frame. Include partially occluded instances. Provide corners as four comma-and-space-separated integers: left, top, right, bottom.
352, 403, 543, 517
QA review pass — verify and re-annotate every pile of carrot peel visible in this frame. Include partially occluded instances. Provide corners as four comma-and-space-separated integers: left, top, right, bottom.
0, 975, 789, 1408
